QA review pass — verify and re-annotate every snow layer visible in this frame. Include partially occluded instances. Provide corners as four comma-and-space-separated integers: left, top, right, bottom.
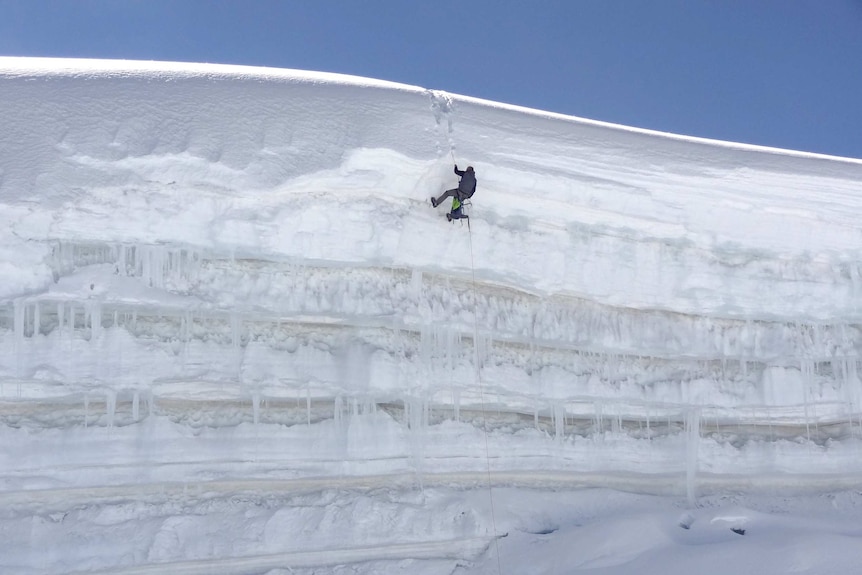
2, 57, 862, 574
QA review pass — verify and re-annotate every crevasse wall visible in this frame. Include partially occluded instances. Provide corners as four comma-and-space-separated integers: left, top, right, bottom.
2, 58, 862, 494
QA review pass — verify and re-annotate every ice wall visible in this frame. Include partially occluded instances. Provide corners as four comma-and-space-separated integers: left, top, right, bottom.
2, 58, 862, 497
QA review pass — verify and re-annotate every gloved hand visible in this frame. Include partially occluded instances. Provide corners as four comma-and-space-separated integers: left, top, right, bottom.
454, 164, 459, 170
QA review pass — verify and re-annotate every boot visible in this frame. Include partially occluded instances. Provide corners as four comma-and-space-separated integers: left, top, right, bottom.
431, 197, 438, 208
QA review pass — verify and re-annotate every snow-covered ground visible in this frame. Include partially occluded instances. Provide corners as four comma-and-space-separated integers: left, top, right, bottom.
2, 57, 862, 574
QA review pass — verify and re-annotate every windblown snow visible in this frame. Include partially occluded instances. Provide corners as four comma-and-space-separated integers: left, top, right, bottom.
2, 57, 862, 574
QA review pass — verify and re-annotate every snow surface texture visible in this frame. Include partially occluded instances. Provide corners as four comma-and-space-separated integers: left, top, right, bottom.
2, 57, 862, 574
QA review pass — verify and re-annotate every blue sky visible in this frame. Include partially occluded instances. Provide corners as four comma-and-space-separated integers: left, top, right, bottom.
2, 0, 861, 159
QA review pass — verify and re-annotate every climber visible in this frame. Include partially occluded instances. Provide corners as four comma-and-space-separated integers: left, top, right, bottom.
431, 165, 476, 221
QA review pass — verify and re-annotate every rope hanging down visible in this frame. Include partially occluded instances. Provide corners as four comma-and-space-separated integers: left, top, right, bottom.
447, 140, 498, 569
468, 221, 503, 574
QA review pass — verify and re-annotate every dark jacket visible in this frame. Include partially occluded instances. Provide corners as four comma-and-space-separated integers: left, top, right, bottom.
455, 166, 477, 197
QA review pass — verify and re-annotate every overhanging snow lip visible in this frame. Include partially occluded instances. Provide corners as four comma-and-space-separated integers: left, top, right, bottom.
0, 56, 428, 94
4, 56, 861, 165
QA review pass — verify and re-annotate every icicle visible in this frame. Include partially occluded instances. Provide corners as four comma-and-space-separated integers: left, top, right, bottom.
408, 396, 427, 474
801, 359, 812, 444
453, 388, 460, 422
594, 399, 604, 439
844, 356, 861, 409
33, 302, 40, 337
411, 269, 423, 298
306, 385, 312, 426
851, 264, 860, 303
105, 390, 116, 428
232, 313, 243, 379
57, 302, 65, 336
132, 390, 140, 420
252, 392, 260, 425
646, 405, 651, 439
767, 406, 774, 442
447, 328, 456, 372
13, 300, 27, 378
137, 245, 148, 284
411, 397, 425, 431
334, 395, 344, 426
13, 298, 25, 346
182, 310, 191, 342
554, 403, 565, 441
155, 246, 166, 288
141, 245, 167, 289
89, 301, 102, 340
117, 244, 126, 276
685, 408, 701, 506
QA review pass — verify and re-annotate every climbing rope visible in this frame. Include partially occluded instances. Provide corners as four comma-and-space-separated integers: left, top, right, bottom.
467, 220, 503, 574
447, 147, 499, 570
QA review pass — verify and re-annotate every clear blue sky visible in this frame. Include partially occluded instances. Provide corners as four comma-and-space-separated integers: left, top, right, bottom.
2, 0, 861, 159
